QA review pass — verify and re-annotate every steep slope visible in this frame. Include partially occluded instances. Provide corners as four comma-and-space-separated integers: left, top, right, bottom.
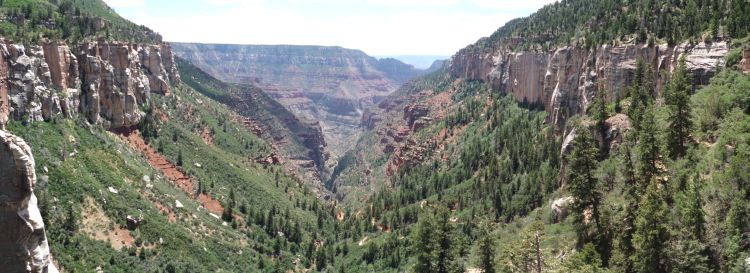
0, 36, 344, 271
176, 56, 329, 191
171, 43, 426, 162
450, 0, 749, 130
0, 0, 162, 43
322, 1, 750, 272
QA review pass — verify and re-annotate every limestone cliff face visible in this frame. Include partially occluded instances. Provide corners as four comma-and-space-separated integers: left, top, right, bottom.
0, 39, 180, 129
741, 48, 750, 74
171, 43, 425, 161
450, 41, 728, 128
0, 130, 58, 273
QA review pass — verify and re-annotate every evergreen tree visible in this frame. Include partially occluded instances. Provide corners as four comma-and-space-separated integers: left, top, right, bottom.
637, 105, 660, 185
610, 141, 637, 273
477, 221, 497, 273
435, 208, 458, 273
633, 180, 669, 273
665, 57, 693, 159
413, 212, 436, 273
669, 177, 712, 273
594, 87, 610, 158
725, 195, 748, 267
628, 61, 656, 132
566, 125, 601, 245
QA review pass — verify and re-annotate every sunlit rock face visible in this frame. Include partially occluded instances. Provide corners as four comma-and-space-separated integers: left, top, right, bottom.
0, 130, 58, 273
0, 39, 180, 130
451, 41, 728, 130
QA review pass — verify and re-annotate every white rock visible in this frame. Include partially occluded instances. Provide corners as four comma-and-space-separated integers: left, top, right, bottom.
194, 163, 202, 168
175, 200, 184, 209
108, 187, 118, 194
142, 175, 151, 183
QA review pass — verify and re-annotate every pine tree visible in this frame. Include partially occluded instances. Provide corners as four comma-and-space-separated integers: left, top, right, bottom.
725, 195, 748, 267
610, 141, 637, 273
628, 61, 656, 132
637, 105, 660, 185
566, 125, 601, 245
665, 57, 693, 159
594, 87, 610, 158
176, 149, 183, 166
633, 180, 669, 273
477, 221, 496, 273
435, 208, 457, 273
413, 212, 436, 273
669, 177, 712, 273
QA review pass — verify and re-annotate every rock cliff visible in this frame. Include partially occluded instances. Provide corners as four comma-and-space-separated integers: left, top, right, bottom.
450, 41, 728, 129
0, 129, 58, 273
741, 48, 750, 74
171, 43, 425, 161
0, 38, 180, 129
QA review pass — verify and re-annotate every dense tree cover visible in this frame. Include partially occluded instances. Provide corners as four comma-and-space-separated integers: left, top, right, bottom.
0, 0, 161, 44
479, 0, 750, 50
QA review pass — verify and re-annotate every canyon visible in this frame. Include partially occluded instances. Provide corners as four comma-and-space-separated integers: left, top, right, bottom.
171, 43, 427, 163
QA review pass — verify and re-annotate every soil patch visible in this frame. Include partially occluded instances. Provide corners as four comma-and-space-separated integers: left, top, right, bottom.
80, 197, 134, 250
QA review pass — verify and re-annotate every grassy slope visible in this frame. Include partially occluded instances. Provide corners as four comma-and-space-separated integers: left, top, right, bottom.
8, 81, 338, 271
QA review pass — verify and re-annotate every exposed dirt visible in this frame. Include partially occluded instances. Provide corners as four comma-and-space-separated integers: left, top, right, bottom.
200, 127, 214, 145
80, 197, 134, 250
199, 193, 224, 214
119, 130, 224, 215
153, 200, 177, 223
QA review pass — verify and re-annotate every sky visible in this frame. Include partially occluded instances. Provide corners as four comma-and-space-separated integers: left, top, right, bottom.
103, 0, 558, 56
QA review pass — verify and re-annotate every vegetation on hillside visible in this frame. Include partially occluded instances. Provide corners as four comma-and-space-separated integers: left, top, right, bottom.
0, 0, 160, 44
477, 0, 750, 50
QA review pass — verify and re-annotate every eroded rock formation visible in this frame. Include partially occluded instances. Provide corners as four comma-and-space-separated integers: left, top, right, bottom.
451, 41, 728, 129
0, 38, 180, 129
171, 43, 425, 161
0, 130, 58, 273
741, 48, 750, 74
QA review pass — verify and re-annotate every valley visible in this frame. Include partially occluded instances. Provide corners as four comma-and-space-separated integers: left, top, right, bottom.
172, 43, 428, 168
1, 0, 750, 272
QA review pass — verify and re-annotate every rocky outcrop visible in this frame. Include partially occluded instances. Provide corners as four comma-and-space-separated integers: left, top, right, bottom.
0, 38, 180, 129
741, 48, 750, 74
451, 41, 729, 129
551, 196, 574, 223
403, 103, 429, 130
0, 130, 58, 273
0, 47, 8, 129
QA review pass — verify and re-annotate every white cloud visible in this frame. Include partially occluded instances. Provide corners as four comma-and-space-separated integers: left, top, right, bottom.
469, 0, 558, 11
103, 0, 145, 8
202, 0, 246, 5
118, 0, 557, 55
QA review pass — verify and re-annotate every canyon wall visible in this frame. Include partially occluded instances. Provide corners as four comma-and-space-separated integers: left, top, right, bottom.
0, 38, 180, 130
0, 129, 58, 273
450, 41, 728, 128
171, 43, 425, 161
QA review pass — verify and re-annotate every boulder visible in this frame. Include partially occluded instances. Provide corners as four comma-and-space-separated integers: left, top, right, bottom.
741, 48, 750, 74
0, 130, 57, 273
551, 196, 575, 223
125, 215, 144, 230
